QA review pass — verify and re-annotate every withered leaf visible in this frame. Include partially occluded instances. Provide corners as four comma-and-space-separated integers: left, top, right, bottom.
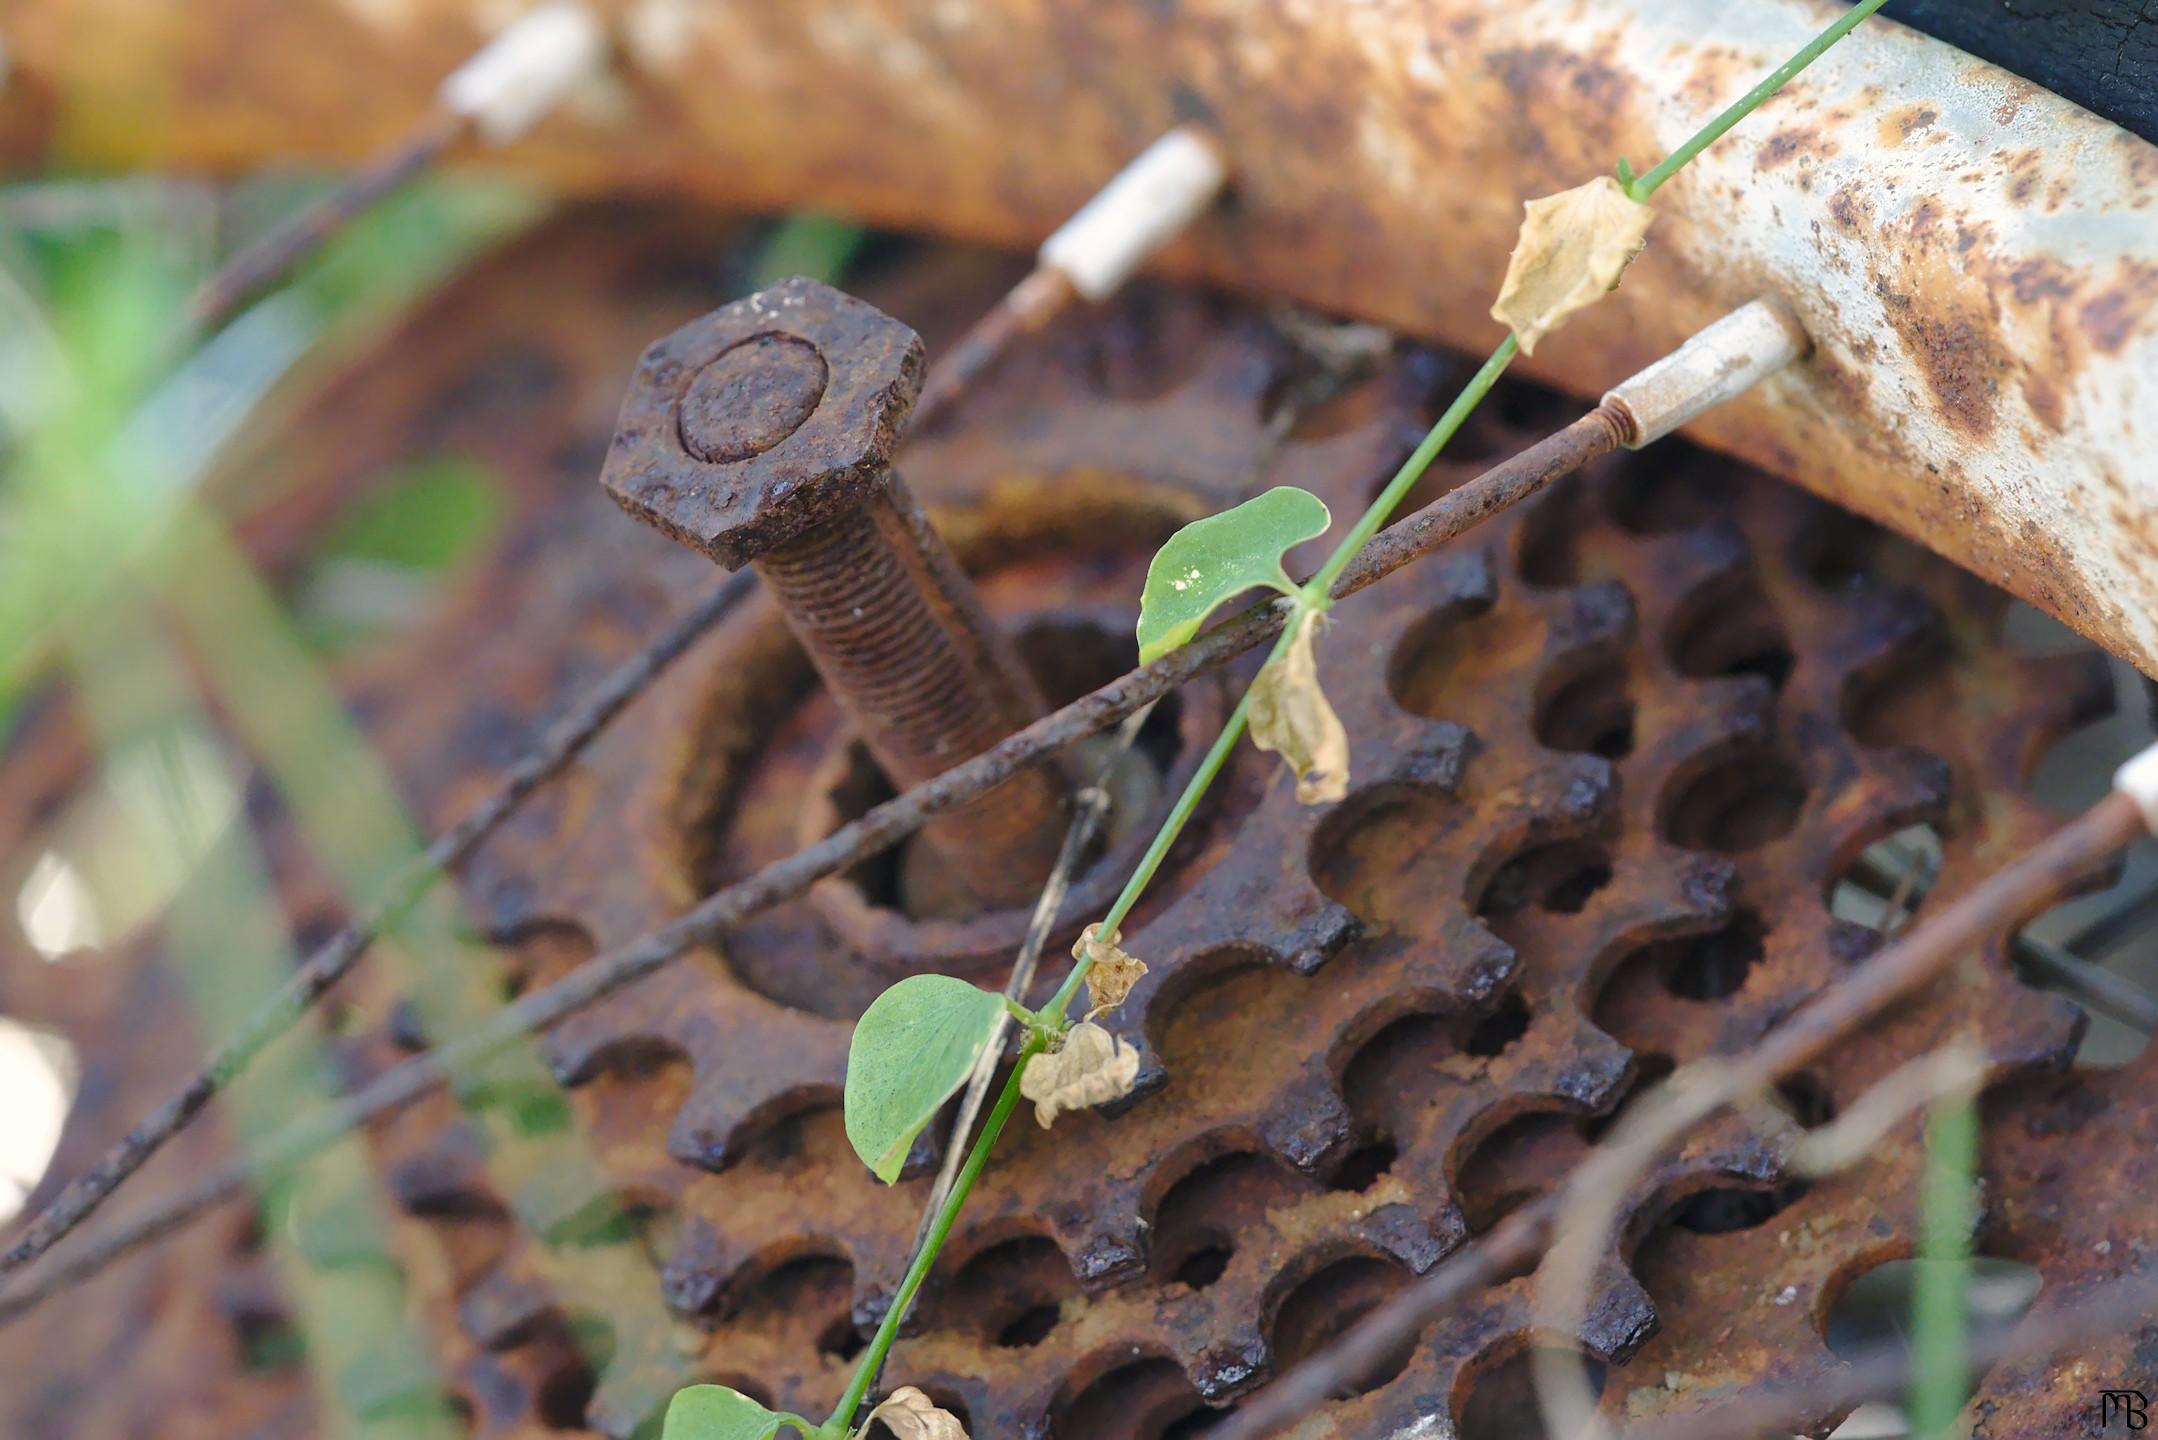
1489, 175, 1654, 354
1075, 923, 1147, 1018
863, 1385, 969, 1440
1020, 1022, 1140, 1128
1248, 608, 1349, 805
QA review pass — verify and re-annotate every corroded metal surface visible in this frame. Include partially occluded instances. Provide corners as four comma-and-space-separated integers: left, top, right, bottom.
603, 276, 1072, 910
0, 208, 2146, 1440
7, 0, 2158, 672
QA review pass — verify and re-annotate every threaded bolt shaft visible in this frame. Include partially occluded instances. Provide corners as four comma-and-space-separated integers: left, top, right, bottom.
753, 476, 1071, 908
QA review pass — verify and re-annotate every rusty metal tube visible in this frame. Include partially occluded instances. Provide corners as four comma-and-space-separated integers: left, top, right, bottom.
5, 0, 2155, 673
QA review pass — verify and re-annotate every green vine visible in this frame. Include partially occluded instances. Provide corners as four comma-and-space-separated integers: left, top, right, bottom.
665, 2, 1894, 1433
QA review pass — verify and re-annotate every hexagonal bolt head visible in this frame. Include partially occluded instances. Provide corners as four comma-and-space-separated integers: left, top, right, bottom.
597, 277, 1074, 912
599, 275, 926, 572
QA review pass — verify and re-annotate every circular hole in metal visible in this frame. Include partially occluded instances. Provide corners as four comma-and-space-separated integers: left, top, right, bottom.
1461, 991, 1532, 1058
1663, 751, 1807, 853
1270, 1255, 1415, 1398
1536, 659, 1636, 760
1652, 910, 1768, 1001
1456, 1343, 1607, 1440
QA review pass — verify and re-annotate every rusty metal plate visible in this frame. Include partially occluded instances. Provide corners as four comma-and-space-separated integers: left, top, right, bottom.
0, 205, 2144, 1440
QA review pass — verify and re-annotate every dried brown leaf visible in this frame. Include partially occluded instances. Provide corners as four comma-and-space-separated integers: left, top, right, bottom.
1020, 1022, 1139, 1128
1248, 608, 1349, 805
1075, 923, 1147, 1018
1489, 175, 1654, 354
864, 1385, 969, 1440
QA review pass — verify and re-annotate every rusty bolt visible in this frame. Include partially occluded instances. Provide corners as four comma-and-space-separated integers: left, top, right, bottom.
602, 276, 1071, 911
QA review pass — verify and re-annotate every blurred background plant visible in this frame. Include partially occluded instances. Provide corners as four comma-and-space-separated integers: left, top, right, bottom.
0, 130, 862, 1432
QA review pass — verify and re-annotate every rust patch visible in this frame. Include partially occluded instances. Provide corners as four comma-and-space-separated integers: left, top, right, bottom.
2003, 147, 2045, 205
1825, 183, 1870, 234
1487, 43, 1634, 128
2078, 266, 2158, 355
2020, 374, 2064, 434
1880, 104, 1937, 144
1873, 273, 2009, 439
2005, 258, 2077, 306
1754, 125, 1837, 170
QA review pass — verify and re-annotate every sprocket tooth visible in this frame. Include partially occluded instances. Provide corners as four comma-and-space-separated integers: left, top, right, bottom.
1360, 718, 1481, 794
1353, 1200, 1463, 1275
539, 965, 707, 1087
1785, 574, 1941, 684
1122, 837, 1363, 981
657, 1219, 732, 1317
387, 1121, 496, 1217
1992, 646, 2118, 774
1187, 1333, 1270, 1402
1255, 1071, 1359, 1174
1546, 1021, 1637, 1112
460, 1265, 560, 1352
1789, 730, 1952, 874
1064, 1210, 1150, 1291
1540, 576, 1638, 657
1571, 1261, 1659, 1363
662, 1014, 847, 1173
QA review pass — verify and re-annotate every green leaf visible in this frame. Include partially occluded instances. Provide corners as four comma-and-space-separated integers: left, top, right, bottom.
1136, 487, 1331, 664
662, 1385, 788, 1440
844, 974, 1005, 1184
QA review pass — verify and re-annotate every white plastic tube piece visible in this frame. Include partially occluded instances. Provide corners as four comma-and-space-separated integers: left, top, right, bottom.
1600, 296, 1809, 449
1038, 127, 1228, 303
2116, 739, 2158, 835
438, 1, 607, 146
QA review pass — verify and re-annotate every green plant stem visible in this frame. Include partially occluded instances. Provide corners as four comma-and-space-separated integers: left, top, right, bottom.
1049, 332, 1518, 1024
1305, 335, 1519, 598
1625, 0, 1893, 201
1909, 1093, 1978, 1438
824, 1033, 1047, 1437
1046, 684, 1262, 1023
815, 2, 1897, 1424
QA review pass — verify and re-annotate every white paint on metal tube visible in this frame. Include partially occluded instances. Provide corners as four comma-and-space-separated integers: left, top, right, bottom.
439, 1, 608, 145
2115, 740, 2158, 835
1603, 297, 1811, 448
1040, 127, 1229, 302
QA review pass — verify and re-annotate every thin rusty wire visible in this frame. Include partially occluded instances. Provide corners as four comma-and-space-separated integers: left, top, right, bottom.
0, 572, 755, 1283
186, 110, 468, 334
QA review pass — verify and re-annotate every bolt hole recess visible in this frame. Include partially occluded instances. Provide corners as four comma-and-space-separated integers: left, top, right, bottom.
824, 616, 1184, 919
948, 1236, 1075, 1350
1151, 1152, 1318, 1290
1823, 1256, 2041, 1386
1057, 1357, 1224, 1440
1666, 574, 1796, 692
1476, 841, 1615, 948
1455, 1342, 1608, 1440
1536, 659, 1636, 760
1270, 1256, 1416, 1398
1662, 749, 1808, 854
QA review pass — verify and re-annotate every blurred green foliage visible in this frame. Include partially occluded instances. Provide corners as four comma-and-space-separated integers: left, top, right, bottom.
0, 168, 870, 1433
745, 211, 867, 290
295, 457, 506, 653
